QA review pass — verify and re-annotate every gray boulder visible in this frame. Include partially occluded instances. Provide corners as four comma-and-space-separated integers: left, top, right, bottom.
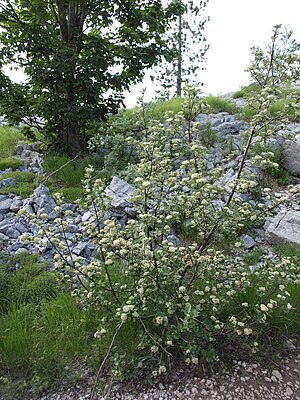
217, 168, 237, 189
265, 209, 300, 246
29, 185, 56, 215
0, 198, 14, 214
0, 220, 12, 235
283, 134, 300, 177
105, 177, 135, 208
215, 120, 248, 136
0, 178, 17, 188
240, 234, 256, 249
10, 198, 23, 212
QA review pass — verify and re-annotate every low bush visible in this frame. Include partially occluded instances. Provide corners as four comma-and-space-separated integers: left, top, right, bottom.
32, 84, 300, 380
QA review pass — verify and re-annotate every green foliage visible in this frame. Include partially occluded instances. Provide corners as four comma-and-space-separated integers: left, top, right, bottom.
204, 95, 237, 114
251, 143, 291, 187
0, 1, 178, 155
240, 106, 257, 121
243, 248, 264, 267
0, 158, 23, 171
233, 84, 260, 99
241, 98, 299, 123
247, 25, 300, 88
0, 127, 20, 157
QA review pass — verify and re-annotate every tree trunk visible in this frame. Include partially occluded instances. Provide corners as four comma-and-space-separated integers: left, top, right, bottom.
57, 115, 82, 157
176, 13, 182, 97
55, 1, 87, 155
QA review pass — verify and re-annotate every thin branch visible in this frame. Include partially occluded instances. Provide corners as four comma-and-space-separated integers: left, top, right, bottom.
42, 152, 81, 184
90, 321, 124, 400
139, 318, 172, 356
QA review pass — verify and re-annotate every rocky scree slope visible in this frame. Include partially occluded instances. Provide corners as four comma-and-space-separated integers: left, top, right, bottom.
0, 112, 300, 260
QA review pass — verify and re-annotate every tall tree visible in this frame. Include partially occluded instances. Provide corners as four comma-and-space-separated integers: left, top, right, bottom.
0, 0, 175, 155
152, 0, 210, 98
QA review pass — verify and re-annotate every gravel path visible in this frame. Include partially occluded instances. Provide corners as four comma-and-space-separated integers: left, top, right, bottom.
35, 342, 300, 400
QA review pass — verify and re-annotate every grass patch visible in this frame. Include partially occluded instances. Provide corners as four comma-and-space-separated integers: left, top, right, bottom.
240, 106, 257, 121
0, 127, 20, 158
0, 253, 98, 396
0, 252, 143, 397
272, 243, 300, 258
42, 154, 112, 202
0, 170, 35, 183
43, 154, 106, 187
48, 186, 84, 203
0, 158, 24, 171
232, 84, 261, 99
0, 182, 39, 198
269, 99, 285, 116
204, 95, 237, 114
243, 248, 264, 267
0, 171, 40, 198
150, 96, 184, 119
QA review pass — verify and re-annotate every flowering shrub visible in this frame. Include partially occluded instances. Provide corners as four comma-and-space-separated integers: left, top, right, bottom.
28, 27, 300, 376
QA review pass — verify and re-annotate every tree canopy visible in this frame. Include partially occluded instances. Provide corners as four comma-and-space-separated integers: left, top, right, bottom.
0, 0, 176, 155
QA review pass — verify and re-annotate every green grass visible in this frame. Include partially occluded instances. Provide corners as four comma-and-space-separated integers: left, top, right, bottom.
0, 158, 24, 171
269, 99, 286, 117
225, 244, 300, 338
272, 243, 300, 258
0, 127, 20, 158
0, 253, 97, 396
0, 253, 143, 397
146, 95, 237, 119
204, 95, 237, 114
240, 106, 257, 121
243, 248, 264, 267
43, 154, 111, 201
0, 152, 113, 202
150, 96, 184, 119
232, 84, 261, 99
0, 171, 41, 198
219, 280, 300, 341
43, 154, 107, 185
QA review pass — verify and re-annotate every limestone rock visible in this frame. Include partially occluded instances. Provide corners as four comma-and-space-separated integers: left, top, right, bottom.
0, 198, 13, 214
0, 178, 17, 188
265, 209, 300, 246
105, 177, 134, 208
29, 185, 56, 216
282, 134, 300, 177
240, 234, 255, 249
